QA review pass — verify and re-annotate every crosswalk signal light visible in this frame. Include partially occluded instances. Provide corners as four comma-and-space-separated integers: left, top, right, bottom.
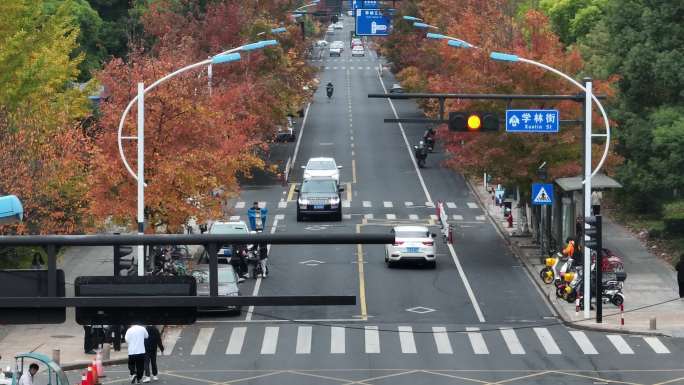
584, 215, 602, 250
448, 112, 499, 132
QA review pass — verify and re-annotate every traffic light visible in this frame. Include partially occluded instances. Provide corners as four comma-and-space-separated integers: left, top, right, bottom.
113, 244, 134, 276
584, 215, 602, 249
448, 112, 499, 132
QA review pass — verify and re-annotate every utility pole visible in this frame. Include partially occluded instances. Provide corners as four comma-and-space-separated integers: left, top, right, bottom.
582, 77, 593, 318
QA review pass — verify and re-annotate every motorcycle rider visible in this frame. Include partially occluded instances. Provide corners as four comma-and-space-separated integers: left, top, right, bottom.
414, 140, 428, 165
326, 82, 334, 99
423, 127, 435, 152
562, 238, 575, 259
258, 241, 269, 278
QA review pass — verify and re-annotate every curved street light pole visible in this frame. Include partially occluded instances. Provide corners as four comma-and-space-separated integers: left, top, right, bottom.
116, 52, 242, 276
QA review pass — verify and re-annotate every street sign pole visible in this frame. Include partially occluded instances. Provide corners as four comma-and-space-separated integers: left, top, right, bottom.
583, 78, 592, 319
137, 82, 145, 277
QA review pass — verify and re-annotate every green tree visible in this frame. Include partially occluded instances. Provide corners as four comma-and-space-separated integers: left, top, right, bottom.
539, 0, 607, 45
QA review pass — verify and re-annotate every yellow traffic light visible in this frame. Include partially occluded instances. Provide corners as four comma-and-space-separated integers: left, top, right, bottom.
467, 114, 482, 131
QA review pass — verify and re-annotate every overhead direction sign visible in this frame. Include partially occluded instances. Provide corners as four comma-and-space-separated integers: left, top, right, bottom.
351, 0, 379, 8
506, 109, 559, 133
355, 9, 391, 36
532, 183, 553, 206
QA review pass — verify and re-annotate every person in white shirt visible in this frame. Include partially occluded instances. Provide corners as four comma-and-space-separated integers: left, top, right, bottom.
18, 364, 38, 385
125, 324, 148, 384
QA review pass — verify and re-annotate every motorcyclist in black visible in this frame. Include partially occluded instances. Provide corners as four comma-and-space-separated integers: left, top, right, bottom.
326, 82, 334, 99
414, 140, 428, 167
423, 127, 435, 152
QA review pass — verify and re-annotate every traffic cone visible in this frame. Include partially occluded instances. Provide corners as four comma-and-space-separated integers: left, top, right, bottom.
91, 361, 100, 384
80, 374, 87, 385
86, 366, 94, 385
95, 352, 104, 378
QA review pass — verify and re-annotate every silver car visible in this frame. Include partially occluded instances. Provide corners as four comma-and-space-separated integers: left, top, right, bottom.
192, 265, 242, 315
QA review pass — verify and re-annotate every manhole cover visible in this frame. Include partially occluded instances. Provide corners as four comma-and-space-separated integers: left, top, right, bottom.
51, 335, 75, 339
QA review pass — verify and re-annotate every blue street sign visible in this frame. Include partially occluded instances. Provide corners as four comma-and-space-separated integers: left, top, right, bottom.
355, 9, 391, 36
351, 0, 378, 8
506, 109, 559, 133
531, 183, 554, 206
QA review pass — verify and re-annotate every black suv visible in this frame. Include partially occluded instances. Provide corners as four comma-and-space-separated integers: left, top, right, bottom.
296, 179, 344, 221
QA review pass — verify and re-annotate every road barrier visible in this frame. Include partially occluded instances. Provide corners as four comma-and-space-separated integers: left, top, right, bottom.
436, 201, 452, 244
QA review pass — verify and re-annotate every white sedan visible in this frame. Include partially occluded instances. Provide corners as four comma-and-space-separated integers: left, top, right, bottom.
302, 157, 342, 183
351, 46, 365, 57
385, 226, 437, 268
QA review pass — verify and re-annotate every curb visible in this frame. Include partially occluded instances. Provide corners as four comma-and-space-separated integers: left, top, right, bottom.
61, 326, 168, 371
465, 178, 671, 337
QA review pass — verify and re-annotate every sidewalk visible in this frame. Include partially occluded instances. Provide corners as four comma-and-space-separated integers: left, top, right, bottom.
0, 246, 129, 371
467, 177, 684, 337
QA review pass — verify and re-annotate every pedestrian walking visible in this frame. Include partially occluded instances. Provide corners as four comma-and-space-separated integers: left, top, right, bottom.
591, 190, 602, 215
83, 325, 95, 354
17, 363, 38, 385
142, 326, 164, 383
576, 216, 583, 239
676, 255, 684, 298
125, 324, 148, 384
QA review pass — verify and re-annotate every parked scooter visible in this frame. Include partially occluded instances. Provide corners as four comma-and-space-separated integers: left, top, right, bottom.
539, 252, 562, 284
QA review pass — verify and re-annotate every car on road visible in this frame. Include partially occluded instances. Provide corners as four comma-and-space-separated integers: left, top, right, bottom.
302, 157, 342, 183
334, 22, 344, 29
331, 41, 345, 51
192, 265, 242, 315
390, 83, 404, 94
315, 40, 328, 48
351, 38, 363, 48
326, 26, 334, 35
385, 225, 437, 268
329, 47, 342, 56
296, 178, 344, 221
208, 221, 250, 263
351, 46, 365, 57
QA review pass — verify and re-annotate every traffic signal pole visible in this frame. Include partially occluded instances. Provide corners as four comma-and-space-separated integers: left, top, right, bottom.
583, 78, 593, 319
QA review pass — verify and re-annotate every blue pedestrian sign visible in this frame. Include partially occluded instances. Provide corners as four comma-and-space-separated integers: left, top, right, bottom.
351, 0, 378, 8
531, 183, 553, 206
355, 9, 391, 36
506, 109, 559, 133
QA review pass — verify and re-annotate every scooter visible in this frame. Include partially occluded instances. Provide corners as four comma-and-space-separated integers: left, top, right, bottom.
414, 144, 428, 168
245, 244, 268, 279
539, 252, 562, 284
423, 129, 435, 152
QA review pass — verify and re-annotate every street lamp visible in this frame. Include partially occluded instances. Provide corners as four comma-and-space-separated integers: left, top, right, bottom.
402, 15, 423, 22
209, 39, 278, 96
116, 41, 278, 277
257, 27, 288, 37
425, 32, 477, 48
412, 22, 439, 30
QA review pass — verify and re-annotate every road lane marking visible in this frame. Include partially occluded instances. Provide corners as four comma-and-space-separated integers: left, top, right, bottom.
245, 217, 278, 321
432, 327, 453, 354
466, 327, 489, 354
342, 200, 351, 208
343, 214, 352, 220
363, 201, 371, 207
260, 327, 279, 354
404, 201, 413, 207
258, 201, 266, 208
364, 326, 380, 353
356, 224, 368, 320
447, 243, 485, 322
352, 159, 357, 183
234, 201, 245, 209
447, 202, 457, 209
287, 183, 297, 201
383, 201, 393, 208
569, 331, 598, 355
191, 328, 214, 355
607, 335, 634, 354
386, 214, 396, 220
500, 327, 525, 355
162, 328, 181, 356
398, 326, 417, 354
330, 326, 346, 354
425, 201, 435, 208
533, 328, 561, 355
346, 182, 352, 202
225, 327, 246, 355
644, 337, 670, 354
409, 214, 419, 220
476, 215, 485, 221
376, 70, 432, 203
452, 215, 463, 220
364, 213, 374, 219
296, 326, 313, 354
275, 214, 284, 220
278, 201, 287, 209
467, 202, 478, 209
229, 216, 240, 221
289, 102, 310, 175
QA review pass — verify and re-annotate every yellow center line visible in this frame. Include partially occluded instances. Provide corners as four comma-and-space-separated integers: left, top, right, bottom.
346, 182, 352, 202
286, 182, 297, 202
356, 223, 368, 320
352, 159, 357, 184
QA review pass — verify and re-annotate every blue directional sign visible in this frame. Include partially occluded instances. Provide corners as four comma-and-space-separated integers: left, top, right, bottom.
351, 0, 378, 8
531, 183, 554, 206
506, 109, 559, 133
355, 9, 391, 36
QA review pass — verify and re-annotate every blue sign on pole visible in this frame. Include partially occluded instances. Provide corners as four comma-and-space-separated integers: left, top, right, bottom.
355, 9, 391, 36
531, 183, 554, 206
506, 109, 559, 133
351, 0, 378, 9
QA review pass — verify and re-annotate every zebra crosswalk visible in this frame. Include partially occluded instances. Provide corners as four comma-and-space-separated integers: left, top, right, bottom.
162, 324, 673, 358
219, 213, 486, 224
231, 200, 480, 210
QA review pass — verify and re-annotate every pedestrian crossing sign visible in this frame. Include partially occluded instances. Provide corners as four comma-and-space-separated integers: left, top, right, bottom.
532, 183, 553, 206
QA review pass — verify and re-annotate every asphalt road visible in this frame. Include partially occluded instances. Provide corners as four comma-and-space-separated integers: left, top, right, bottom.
85, 16, 684, 385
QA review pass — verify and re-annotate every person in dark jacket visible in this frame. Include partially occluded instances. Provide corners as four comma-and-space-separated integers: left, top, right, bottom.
142, 326, 164, 382
676, 255, 684, 298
